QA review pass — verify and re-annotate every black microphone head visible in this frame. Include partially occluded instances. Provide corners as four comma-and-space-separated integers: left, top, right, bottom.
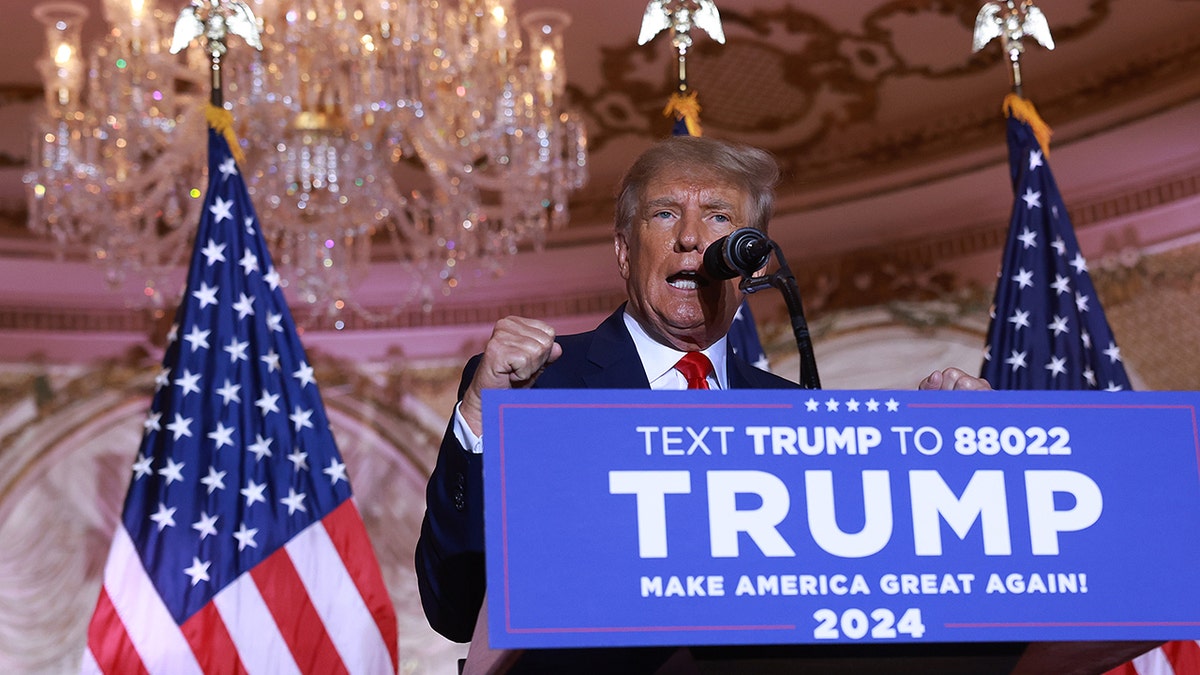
703, 235, 740, 279
704, 227, 770, 279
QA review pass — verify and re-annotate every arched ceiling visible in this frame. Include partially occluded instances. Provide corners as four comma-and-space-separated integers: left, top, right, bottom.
1, 0, 1199, 361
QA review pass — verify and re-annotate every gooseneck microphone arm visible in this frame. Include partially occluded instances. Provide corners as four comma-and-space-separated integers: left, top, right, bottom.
705, 228, 821, 390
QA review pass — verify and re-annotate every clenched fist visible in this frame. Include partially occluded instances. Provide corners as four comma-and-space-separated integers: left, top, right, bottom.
460, 316, 563, 435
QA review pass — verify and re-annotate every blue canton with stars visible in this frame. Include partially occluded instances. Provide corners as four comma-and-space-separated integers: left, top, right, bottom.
122, 128, 354, 623
981, 115, 1132, 391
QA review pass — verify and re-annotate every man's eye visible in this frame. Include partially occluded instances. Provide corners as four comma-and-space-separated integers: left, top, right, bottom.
712, 214, 730, 223
653, 210, 674, 220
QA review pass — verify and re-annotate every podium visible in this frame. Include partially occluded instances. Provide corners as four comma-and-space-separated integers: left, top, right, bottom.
463, 598, 1162, 674
471, 389, 1200, 674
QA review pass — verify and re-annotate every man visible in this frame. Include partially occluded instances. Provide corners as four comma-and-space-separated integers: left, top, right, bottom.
415, 136, 987, 657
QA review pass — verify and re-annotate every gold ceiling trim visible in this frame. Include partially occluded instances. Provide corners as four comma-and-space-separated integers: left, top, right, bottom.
3, 163, 1197, 336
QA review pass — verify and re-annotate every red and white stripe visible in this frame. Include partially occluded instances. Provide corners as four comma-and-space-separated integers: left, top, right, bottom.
1106, 642, 1200, 675
83, 501, 397, 675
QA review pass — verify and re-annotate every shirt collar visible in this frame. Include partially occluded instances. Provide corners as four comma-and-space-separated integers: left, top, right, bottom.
622, 309, 728, 390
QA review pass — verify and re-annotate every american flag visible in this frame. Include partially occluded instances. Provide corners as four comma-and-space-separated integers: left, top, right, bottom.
983, 99, 1198, 675
980, 107, 1130, 391
729, 302, 770, 370
82, 117, 398, 673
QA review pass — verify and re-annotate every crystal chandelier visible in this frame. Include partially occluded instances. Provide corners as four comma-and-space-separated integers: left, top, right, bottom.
25, 0, 588, 319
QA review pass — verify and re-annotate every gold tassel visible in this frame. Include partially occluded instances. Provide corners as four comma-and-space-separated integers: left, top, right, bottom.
205, 104, 246, 165
664, 90, 703, 137
1002, 93, 1052, 157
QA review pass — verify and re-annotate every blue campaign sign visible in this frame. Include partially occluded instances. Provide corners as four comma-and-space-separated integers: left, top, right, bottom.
481, 389, 1200, 650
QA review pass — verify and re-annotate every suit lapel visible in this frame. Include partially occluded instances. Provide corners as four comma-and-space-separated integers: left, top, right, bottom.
582, 308, 651, 389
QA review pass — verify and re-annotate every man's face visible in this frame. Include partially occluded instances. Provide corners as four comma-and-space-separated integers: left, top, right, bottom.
615, 167, 750, 351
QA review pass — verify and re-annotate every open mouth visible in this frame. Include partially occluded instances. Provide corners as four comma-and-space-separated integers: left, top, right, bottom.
667, 270, 708, 290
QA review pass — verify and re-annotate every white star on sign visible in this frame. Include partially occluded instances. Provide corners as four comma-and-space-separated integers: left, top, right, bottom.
209, 195, 234, 223
184, 557, 211, 586
1021, 188, 1042, 210
865, 398, 880, 412
825, 398, 839, 412
845, 398, 860, 412
885, 399, 900, 412
281, 488, 308, 515
805, 398, 820, 412
192, 282, 219, 309
201, 239, 226, 266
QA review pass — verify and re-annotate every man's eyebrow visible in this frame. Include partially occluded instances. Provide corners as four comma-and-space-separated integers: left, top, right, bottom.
702, 197, 737, 211
643, 196, 681, 210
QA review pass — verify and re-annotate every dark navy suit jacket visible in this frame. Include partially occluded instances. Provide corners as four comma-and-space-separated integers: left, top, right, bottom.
415, 307, 798, 649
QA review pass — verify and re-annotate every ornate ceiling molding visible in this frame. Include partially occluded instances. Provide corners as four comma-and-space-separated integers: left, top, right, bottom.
3, 162, 1196, 339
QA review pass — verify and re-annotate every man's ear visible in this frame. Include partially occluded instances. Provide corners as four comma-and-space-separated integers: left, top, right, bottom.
614, 230, 630, 280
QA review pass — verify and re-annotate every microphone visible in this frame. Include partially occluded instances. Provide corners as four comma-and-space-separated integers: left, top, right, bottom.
703, 227, 772, 279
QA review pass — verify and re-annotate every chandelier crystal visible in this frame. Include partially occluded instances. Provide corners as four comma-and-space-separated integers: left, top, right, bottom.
25, 0, 588, 319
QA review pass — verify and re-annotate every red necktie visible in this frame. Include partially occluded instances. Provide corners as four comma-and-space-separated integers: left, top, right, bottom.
675, 352, 713, 390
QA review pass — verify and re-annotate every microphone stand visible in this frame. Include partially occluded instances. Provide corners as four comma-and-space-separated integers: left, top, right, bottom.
740, 241, 821, 389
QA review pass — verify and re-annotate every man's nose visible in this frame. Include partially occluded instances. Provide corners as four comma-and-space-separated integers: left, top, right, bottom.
675, 212, 703, 251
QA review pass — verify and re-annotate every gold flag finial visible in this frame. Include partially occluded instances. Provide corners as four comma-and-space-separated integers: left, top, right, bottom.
973, 1, 1054, 96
